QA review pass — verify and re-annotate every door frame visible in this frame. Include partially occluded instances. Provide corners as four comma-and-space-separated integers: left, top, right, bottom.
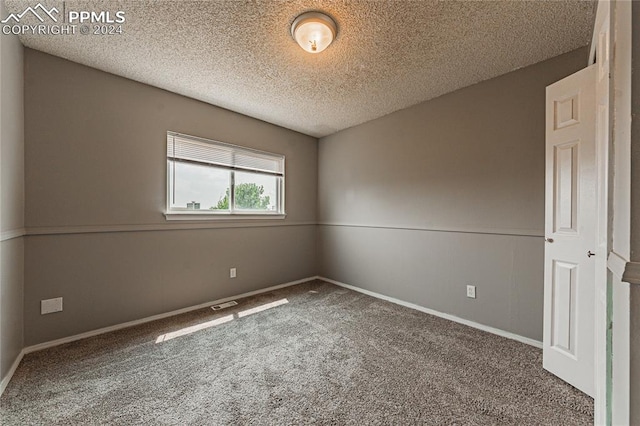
588, 0, 610, 423
588, 0, 632, 424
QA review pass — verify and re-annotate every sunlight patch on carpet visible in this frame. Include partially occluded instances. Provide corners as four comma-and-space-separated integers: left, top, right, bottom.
155, 298, 289, 343
237, 299, 289, 318
155, 315, 234, 343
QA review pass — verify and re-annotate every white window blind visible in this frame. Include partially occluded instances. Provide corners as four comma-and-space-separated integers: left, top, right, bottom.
167, 132, 284, 176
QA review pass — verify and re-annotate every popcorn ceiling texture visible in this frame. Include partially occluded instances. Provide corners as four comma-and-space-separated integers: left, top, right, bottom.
7, 0, 596, 137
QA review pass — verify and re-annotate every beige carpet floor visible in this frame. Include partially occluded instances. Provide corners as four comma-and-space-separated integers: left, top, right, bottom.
1, 279, 593, 425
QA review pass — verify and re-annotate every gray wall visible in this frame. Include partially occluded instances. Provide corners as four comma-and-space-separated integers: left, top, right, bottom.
0, 0, 25, 383
318, 47, 588, 342
23, 50, 318, 345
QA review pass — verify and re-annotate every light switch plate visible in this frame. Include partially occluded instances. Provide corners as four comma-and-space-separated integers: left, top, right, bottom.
41, 297, 63, 314
230, 268, 237, 278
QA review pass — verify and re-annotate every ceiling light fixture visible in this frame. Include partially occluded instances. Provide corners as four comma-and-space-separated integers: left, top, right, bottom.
291, 12, 337, 54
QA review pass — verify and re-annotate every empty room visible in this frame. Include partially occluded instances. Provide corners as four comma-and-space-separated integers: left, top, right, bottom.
0, 0, 638, 424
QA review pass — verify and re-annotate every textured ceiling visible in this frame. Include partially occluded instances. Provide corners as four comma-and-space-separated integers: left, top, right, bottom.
6, 0, 596, 137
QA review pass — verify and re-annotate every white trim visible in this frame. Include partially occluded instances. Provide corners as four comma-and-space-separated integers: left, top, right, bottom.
611, 276, 630, 426
591, 0, 613, 420
25, 221, 314, 237
608, 250, 629, 280
319, 276, 543, 349
608, 1, 633, 424
318, 222, 543, 238
0, 227, 26, 242
23, 276, 317, 354
164, 213, 286, 221
7, 275, 544, 394
0, 349, 25, 397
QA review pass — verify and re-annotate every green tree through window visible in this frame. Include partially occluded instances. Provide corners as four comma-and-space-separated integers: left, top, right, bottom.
211, 183, 271, 210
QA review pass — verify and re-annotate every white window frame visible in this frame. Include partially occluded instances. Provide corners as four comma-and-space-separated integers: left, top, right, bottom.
165, 132, 285, 220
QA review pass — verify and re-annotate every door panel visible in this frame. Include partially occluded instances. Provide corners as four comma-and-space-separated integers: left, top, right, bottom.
554, 142, 579, 234
544, 65, 597, 397
551, 260, 577, 356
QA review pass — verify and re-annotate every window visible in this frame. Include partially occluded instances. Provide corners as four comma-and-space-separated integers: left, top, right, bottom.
166, 132, 285, 218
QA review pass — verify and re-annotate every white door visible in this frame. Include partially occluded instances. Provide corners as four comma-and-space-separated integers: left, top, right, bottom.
543, 64, 597, 397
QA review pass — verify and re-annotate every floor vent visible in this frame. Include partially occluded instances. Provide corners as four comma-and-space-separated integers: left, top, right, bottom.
211, 301, 238, 311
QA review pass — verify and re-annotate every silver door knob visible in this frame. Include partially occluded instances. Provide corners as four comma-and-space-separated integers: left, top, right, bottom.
587, 251, 595, 258
545, 237, 554, 243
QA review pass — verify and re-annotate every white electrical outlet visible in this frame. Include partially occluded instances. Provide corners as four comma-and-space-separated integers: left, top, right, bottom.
466, 285, 476, 299
41, 297, 63, 314
230, 268, 237, 278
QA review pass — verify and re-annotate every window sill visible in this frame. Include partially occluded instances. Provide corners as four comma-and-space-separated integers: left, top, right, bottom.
164, 212, 287, 221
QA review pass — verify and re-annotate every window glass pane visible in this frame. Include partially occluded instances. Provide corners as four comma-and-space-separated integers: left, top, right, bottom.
234, 171, 279, 212
169, 161, 230, 211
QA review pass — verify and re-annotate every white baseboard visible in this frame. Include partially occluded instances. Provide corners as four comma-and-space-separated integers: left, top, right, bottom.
319, 276, 543, 349
0, 349, 25, 397
5, 274, 539, 397
23, 276, 317, 355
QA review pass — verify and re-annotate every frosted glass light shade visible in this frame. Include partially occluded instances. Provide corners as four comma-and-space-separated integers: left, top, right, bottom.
291, 12, 337, 54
